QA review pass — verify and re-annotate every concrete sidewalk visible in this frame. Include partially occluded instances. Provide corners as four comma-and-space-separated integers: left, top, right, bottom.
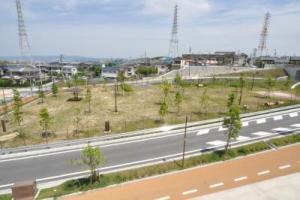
195, 173, 300, 200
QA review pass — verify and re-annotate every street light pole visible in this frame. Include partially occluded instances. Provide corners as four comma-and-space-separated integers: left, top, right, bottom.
182, 115, 188, 168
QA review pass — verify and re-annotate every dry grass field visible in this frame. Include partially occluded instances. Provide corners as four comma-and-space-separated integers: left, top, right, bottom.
0, 78, 299, 147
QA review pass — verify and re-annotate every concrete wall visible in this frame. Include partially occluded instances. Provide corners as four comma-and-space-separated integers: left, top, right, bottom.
284, 66, 300, 81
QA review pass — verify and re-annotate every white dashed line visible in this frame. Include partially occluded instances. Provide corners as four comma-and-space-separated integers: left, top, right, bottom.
252, 131, 272, 136
291, 124, 300, 128
210, 182, 224, 188
155, 196, 170, 200
207, 140, 226, 146
257, 170, 270, 176
234, 176, 248, 182
273, 115, 283, 121
279, 164, 291, 170
289, 112, 298, 118
236, 136, 250, 141
242, 122, 249, 127
182, 189, 198, 195
256, 118, 266, 124
272, 127, 291, 132
218, 126, 228, 131
197, 129, 210, 135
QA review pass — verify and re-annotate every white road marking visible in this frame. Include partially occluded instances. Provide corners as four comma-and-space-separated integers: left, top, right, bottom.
272, 128, 291, 132
210, 182, 224, 188
155, 196, 170, 200
236, 136, 250, 141
252, 131, 272, 136
257, 170, 270, 175
289, 112, 298, 117
234, 176, 248, 182
279, 164, 291, 170
291, 124, 300, 128
182, 189, 198, 195
218, 126, 228, 131
207, 140, 226, 146
197, 129, 210, 135
273, 115, 283, 121
242, 122, 249, 127
256, 118, 267, 124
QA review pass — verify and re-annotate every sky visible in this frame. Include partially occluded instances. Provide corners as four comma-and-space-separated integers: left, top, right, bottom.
0, 0, 300, 58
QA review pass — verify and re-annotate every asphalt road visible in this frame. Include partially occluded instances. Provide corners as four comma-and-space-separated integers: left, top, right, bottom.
0, 108, 300, 191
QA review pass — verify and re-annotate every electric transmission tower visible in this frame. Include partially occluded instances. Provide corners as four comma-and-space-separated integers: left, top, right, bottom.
168, 4, 179, 58
258, 12, 271, 57
16, 0, 32, 63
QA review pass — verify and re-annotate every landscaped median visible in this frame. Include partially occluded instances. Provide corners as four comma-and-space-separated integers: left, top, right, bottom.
1, 133, 299, 200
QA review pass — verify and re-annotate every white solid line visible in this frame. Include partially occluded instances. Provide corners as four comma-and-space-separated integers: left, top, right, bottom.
182, 189, 198, 195
272, 128, 291, 132
197, 129, 210, 135
289, 112, 298, 117
273, 115, 283, 121
155, 196, 170, 200
257, 118, 267, 124
279, 164, 291, 170
257, 170, 270, 175
210, 182, 224, 188
234, 176, 248, 182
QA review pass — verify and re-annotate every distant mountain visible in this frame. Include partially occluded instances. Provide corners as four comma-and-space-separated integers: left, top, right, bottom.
0, 55, 110, 63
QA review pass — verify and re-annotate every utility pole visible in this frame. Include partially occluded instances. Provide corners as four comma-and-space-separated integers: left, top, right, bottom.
114, 82, 118, 113
182, 116, 188, 168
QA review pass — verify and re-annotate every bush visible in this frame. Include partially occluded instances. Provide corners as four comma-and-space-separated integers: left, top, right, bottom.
136, 67, 158, 76
271, 134, 300, 147
121, 83, 133, 92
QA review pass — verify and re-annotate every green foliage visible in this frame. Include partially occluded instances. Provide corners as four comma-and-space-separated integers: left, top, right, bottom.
224, 93, 242, 152
238, 74, 245, 105
174, 91, 183, 114
159, 100, 168, 120
136, 66, 158, 76
0, 79, 30, 87
117, 71, 125, 83
120, 83, 133, 92
12, 89, 23, 127
51, 83, 58, 97
38, 86, 45, 103
78, 145, 105, 183
161, 80, 171, 101
39, 108, 52, 133
227, 92, 236, 108
271, 134, 300, 147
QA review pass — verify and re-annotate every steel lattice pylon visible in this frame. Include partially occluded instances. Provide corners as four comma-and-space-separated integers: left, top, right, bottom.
16, 0, 31, 63
168, 4, 179, 58
258, 12, 271, 57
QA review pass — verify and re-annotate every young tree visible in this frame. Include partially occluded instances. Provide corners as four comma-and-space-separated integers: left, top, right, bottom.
238, 74, 245, 105
227, 93, 236, 108
265, 75, 276, 98
174, 91, 183, 115
117, 71, 125, 95
85, 87, 92, 113
223, 105, 242, 153
200, 88, 209, 115
38, 86, 45, 103
12, 89, 26, 144
78, 145, 105, 184
175, 73, 183, 88
161, 80, 172, 101
159, 100, 168, 121
39, 108, 52, 143
73, 108, 82, 135
51, 83, 58, 97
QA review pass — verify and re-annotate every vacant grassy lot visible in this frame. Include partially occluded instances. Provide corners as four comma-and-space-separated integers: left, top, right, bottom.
0, 78, 299, 147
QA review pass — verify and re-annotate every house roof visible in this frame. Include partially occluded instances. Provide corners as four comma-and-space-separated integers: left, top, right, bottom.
2, 65, 40, 72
